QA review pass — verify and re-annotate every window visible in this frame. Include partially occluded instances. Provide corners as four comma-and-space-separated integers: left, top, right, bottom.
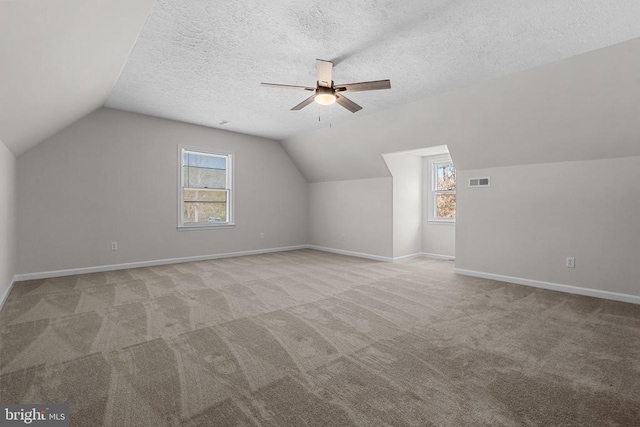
178, 147, 234, 229
428, 155, 456, 222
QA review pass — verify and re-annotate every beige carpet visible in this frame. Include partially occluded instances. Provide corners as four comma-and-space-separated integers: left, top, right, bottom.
1, 249, 639, 426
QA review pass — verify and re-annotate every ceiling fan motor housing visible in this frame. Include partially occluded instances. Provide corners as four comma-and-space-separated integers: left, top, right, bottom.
315, 86, 336, 105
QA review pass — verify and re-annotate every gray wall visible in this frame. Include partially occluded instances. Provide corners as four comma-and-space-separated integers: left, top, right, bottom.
456, 156, 640, 297
280, 40, 640, 299
308, 178, 393, 259
383, 153, 423, 258
17, 108, 308, 274
0, 139, 17, 297
423, 224, 455, 258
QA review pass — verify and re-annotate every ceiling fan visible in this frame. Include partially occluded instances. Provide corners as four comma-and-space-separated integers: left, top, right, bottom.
260, 59, 391, 113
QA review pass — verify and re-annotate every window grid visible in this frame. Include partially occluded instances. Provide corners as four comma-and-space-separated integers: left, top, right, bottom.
178, 147, 234, 228
428, 156, 456, 223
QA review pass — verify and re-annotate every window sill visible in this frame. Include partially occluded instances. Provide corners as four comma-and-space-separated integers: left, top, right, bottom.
427, 220, 455, 225
177, 223, 236, 231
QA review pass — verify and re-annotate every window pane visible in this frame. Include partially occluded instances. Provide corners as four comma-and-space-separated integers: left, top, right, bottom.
436, 164, 456, 191
182, 151, 227, 189
183, 202, 227, 223
435, 193, 456, 219
183, 189, 227, 202
183, 166, 226, 189
183, 189, 227, 223
185, 152, 226, 169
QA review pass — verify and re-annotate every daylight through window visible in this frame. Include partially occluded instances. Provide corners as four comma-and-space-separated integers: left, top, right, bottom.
179, 147, 233, 228
429, 156, 456, 222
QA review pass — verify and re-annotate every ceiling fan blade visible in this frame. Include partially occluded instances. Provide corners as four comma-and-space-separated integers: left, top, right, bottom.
335, 79, 391, 93
291, 94, 316, 111
316, 59, 333, 88
261, 83, 315, 91
335, 94, 362, 113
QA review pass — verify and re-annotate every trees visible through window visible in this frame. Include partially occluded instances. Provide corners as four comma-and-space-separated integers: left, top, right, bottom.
429, 156, 456, 222
179, 147, 233, 228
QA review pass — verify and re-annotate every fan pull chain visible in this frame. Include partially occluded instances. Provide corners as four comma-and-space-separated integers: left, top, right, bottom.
316, 105, 333, 127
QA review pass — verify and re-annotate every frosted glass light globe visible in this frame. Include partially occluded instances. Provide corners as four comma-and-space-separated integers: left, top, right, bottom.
315, 93, 336, 105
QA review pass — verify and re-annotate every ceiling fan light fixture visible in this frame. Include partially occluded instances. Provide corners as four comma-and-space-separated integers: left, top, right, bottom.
314, 92, 336, 105
261, 59, 390, 113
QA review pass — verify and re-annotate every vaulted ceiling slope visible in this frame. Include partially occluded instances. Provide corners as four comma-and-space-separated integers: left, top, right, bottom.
282, 38, 640, 182
2, 1, 640, 158
0, 0, 155, 155
104, 0, 640, 142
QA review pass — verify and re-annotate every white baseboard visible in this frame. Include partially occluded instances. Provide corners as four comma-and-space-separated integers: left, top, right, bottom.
392, 253, 424, 262
307, 247, 455, 263
421, 252, 455, 261
394, 253, 455, 262
13, 245, 309, 282
454, 268, 639, 305
0, 276, 17, 311
307, 245, 393, 262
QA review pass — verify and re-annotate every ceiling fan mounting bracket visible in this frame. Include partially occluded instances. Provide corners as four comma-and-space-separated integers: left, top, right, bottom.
317, 81, 334, 90
316, 86, 334, 96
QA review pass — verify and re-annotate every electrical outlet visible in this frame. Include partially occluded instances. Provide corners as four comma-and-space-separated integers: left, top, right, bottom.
111, 242, 118, 251
260, 232, 265, 240
565, 257, 575, 268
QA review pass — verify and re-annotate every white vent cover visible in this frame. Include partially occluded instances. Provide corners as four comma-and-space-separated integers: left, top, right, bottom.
469, 177, 490, 187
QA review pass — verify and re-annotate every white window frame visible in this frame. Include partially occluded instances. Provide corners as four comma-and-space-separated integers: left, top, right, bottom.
177, 145, 235, 230
427, 155, 456, 224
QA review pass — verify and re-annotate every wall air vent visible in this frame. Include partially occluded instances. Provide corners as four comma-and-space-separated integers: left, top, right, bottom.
469, 177, 490, 187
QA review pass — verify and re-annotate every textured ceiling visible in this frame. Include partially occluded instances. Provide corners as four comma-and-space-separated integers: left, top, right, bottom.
105, 0, 640, 141
282, 39, 640, 182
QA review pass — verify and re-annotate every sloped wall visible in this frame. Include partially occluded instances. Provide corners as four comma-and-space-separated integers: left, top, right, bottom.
0, 0, 156, 155
281, 38, 640, 183
17, 108, 308, 274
